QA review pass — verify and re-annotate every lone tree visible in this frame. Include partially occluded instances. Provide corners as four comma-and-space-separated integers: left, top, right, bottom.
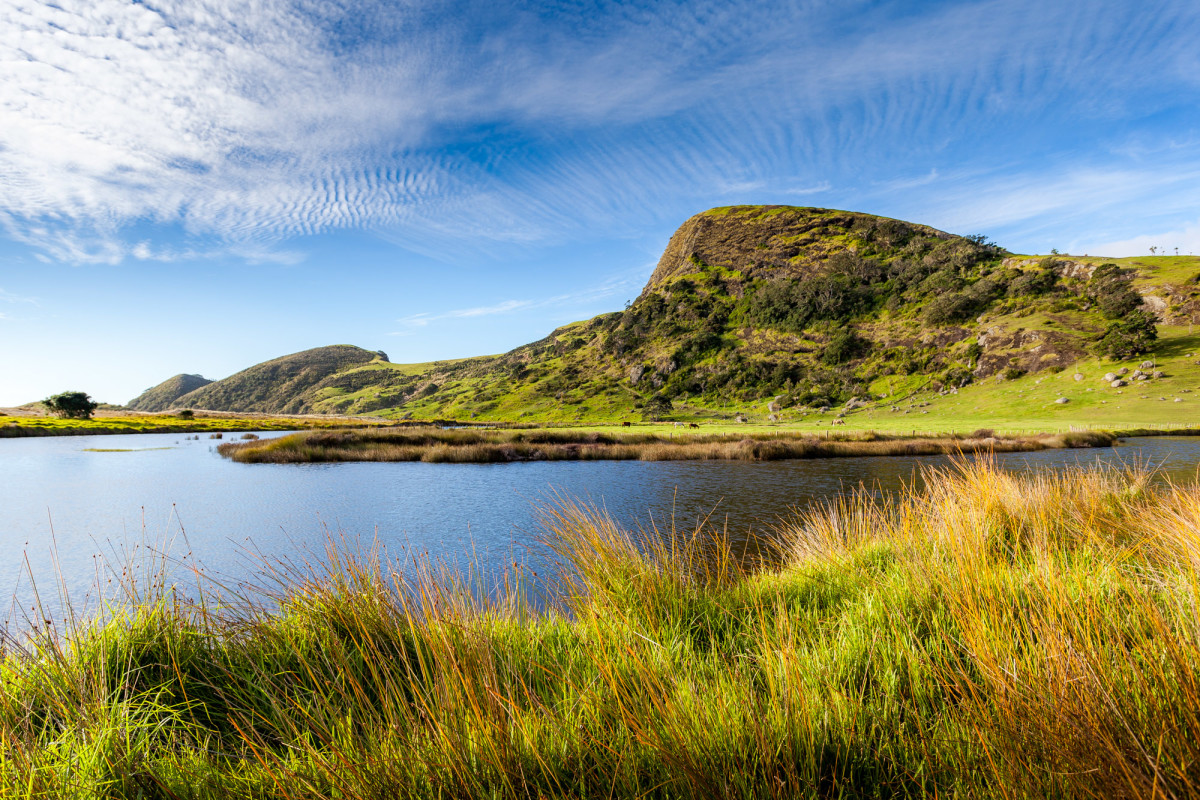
42, 391, 99, 419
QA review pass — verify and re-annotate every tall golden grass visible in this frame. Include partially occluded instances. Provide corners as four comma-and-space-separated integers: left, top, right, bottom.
218, 426, 1118, 463
3, 459, 1198, 797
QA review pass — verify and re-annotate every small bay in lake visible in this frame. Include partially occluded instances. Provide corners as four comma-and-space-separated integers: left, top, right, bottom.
4, 431, 1200, 622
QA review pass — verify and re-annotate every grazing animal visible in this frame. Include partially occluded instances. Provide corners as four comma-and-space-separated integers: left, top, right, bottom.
832, 418, 845, 426
674, 422, 684, 428
621, 421, 632, 427
688, 422, 700, 429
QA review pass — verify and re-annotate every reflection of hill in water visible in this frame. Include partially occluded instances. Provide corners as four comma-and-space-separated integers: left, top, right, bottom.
2, 433, 1192, 621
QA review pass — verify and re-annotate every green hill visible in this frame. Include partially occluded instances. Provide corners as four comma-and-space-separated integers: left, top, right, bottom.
146, 206, 1200, 428
127, 373, 213, 411
171, 346, 389, 414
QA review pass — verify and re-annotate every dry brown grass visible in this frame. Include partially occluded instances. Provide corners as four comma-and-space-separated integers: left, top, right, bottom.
218, 426, 1119, 464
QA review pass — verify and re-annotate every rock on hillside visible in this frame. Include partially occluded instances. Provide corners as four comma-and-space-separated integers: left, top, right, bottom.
127, 373, 213, 411
173, 345, 385, 414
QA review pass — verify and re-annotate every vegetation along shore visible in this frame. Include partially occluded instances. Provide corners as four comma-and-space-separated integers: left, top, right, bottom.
5, 459, 1200, 797
216, 425, 1123, 463
0, 409, 389, 438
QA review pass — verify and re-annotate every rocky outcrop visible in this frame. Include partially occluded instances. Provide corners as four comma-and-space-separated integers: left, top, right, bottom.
645, 206, 956, 290
975, 327, 1086, 378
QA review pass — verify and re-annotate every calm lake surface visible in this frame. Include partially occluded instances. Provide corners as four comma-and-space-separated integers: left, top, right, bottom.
4, 432, 1200, 623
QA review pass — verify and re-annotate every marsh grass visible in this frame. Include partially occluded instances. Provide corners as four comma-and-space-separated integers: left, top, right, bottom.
4, 460, 1200, 798
218, 426, 1118, 464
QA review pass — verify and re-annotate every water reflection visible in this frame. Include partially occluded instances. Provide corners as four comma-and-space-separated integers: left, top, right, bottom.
2, 432, 1199, 624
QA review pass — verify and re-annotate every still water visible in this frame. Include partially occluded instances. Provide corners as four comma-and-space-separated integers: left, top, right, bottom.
3, 432, 1200, 621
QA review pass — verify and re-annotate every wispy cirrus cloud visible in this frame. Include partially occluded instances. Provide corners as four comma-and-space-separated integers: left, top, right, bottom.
2, 0, 1199, 264
395, 299, 534, 329
0, 288, 38, 305
390, 264, 648, 335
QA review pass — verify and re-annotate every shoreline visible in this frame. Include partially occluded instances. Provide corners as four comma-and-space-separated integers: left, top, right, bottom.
0, 412, 393, 438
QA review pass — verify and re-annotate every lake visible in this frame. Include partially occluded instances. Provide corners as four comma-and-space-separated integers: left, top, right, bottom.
4, 431, 1200, 624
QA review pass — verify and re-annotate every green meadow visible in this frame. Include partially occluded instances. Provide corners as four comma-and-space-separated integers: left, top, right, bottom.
0, 411, 386, 438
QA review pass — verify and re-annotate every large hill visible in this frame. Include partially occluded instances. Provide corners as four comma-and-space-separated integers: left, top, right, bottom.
137, 206, 1200, 425
170, 345, 389, 414
127, 373, 213, 411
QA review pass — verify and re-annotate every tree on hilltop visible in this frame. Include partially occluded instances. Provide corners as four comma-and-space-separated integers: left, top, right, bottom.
42, 391, 99, 419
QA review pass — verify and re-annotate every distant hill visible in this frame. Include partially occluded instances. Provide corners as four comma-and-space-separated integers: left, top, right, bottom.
171, 345, 388, 414
138, 206, 1200, 424
127, 373, 213, 411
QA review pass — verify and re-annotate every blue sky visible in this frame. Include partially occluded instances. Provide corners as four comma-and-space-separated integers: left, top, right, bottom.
2, 0, 1199, 405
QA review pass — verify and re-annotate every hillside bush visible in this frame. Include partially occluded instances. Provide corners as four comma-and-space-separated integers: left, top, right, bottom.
746, 274, 870, 333
1096, 310, 1158, 359
1088, 263, 1143, 319
821, 329, 870, 365
1007, 260, 1060, 296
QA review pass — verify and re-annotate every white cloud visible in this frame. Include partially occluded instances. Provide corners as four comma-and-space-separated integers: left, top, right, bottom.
783, 182, 833, 196
0, 287, 37, 305
395, 299, 533, 328
0, 0, 449, 261
1, 0, 1199, 264
889, 161, 1200, 250
875, 170, 940, 193
391, 265, 647, 334
1083, 220, 1200, 259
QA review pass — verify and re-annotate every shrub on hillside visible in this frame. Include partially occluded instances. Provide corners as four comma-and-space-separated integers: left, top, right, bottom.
1096, 311, 1158, 359
1088, 263, 1144, 319
1007, 260, 1060, 297
746, 274, 869, 333
923, 292, 978, 324
821, 329, 870, 365
642, 393, 673, 420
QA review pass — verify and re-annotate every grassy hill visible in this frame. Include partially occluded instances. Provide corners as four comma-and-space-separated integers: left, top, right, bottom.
141, 206, 1200, 429
171, 345, 389, 414
126, 373, 213, 411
